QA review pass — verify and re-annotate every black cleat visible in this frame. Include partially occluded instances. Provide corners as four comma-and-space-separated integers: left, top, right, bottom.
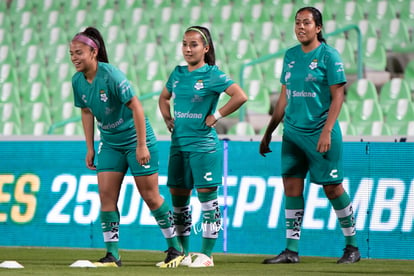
262, 249, 300, 264
94, 252, 122, 267
337, 245, 361, 264
159, 247, 184, 268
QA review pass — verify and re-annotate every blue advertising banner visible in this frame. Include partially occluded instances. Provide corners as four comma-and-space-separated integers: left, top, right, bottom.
0, 139, 413, 260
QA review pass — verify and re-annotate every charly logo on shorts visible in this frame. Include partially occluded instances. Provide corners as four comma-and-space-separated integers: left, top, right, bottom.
100, 90, 108, 102
309, 59, 318, 70
194, 79, 204, 90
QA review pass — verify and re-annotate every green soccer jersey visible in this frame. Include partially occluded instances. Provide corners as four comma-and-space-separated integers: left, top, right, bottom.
166, 64, 234, 152
281, 43, 346, 134
72, 62, 156, 147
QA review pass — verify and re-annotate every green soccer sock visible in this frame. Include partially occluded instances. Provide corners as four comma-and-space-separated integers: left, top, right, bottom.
285, 196, 304, 253
172, 194, 191, 255
198, 190, 221, 257
151, 200, 181, 252
100, 210, 120, 260
330, 192, 358, 248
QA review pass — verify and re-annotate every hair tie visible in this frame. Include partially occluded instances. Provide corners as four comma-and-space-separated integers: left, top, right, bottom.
186, 27, 208, 45
72, 34, 98, 49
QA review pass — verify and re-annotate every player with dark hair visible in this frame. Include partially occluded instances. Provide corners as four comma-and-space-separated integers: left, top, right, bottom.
70, 26, 183, 268
260, 7, 360, 264
158, 26, 248, 267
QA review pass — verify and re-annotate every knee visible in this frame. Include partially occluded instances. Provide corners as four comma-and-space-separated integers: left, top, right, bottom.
324, 183, 344, 199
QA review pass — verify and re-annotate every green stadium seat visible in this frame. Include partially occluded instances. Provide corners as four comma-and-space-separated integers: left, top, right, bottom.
121, 7, 151, 28
71, 9, 96, 32
360, 121, 392, 136
364, 0, 397, 21
101, 26, 128, 50
126, 24, 156, 47
50, 81, 73, 106
38, 10, 66, 31
15, 44, 46, 70
379, 78, 412, 116
403, 60, 414, 93
346, 78, 378, 113
61, 0, 88, 13
332, 1, 364, 25
95, 9, 123, 28
339, 121, 357, 136
179, 5, 211, 26
222, 22, 251, 44
379, 19, 414, 53
9, 0, 35, 14
0, 27, 13, 45
227, 121, 256, 135
10, 11, 39, 31
338, 102, 351, 123
363, 37, 387, 72
174, 0, 202, 9
0, 63, 19, 84
0, 45, 16, 65
396, 0, 414, 20
0, 81, 21, 106
385, 99, 414, 136
51, 101, 80, 123
88, 0, 114, 11
351, 99, 384, 135
46, 44, 69, 68
116, 0, 140, 10
272, 2, 295, 25
241, 2, 272, 24
12, 27, 41, 50
34, 0, 63, 12
21, 81, 50, 105
41, 27, 70, 49
159, 23, 183, 44
347, 19, 378, 52
245, 80, 270, 115
331, 37, 357, 75
51, 121, 84, 136
0, 103, 21, 126
210, 4, 241, 24
0, 121, 22, 135
47, 62, 72, 89
261, 57, 284, 94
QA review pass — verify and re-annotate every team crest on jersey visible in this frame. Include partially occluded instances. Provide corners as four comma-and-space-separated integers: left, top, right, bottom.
309, 59, 318, 70
100, 90, 108, 102
194, 80, 204, 90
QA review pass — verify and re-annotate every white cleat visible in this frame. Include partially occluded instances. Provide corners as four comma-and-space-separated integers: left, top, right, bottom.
180, 254, 192, 266
156, 254, 192, 267
188, 253, 214, 268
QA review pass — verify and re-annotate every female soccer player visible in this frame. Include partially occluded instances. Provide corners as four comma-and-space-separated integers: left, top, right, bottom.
70, 27, 183, 268
259, 7, 360, 264
158, 26, 247, 267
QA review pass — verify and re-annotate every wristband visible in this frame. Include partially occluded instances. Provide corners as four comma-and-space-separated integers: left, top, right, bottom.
213, 110, 222, 120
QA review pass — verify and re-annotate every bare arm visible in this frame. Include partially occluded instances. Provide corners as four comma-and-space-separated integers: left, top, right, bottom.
158, 87, 174, 132
259, 85, 288, 156
126, 96, 150, 165
317, 83, 345, 153
81, 107, 96, 170
205, 83, 248, 127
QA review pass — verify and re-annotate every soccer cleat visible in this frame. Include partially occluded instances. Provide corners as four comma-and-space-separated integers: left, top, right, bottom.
93, 252, 121, 267
262, 249, 300, 264
188, 253, 214, 268
156, 254, 192, 267
180, 254, 193, 266
337, 245, 361, 264
159, 247, 184, 268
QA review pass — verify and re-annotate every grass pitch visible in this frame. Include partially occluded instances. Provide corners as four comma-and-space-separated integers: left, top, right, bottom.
0, 247, 413, 275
